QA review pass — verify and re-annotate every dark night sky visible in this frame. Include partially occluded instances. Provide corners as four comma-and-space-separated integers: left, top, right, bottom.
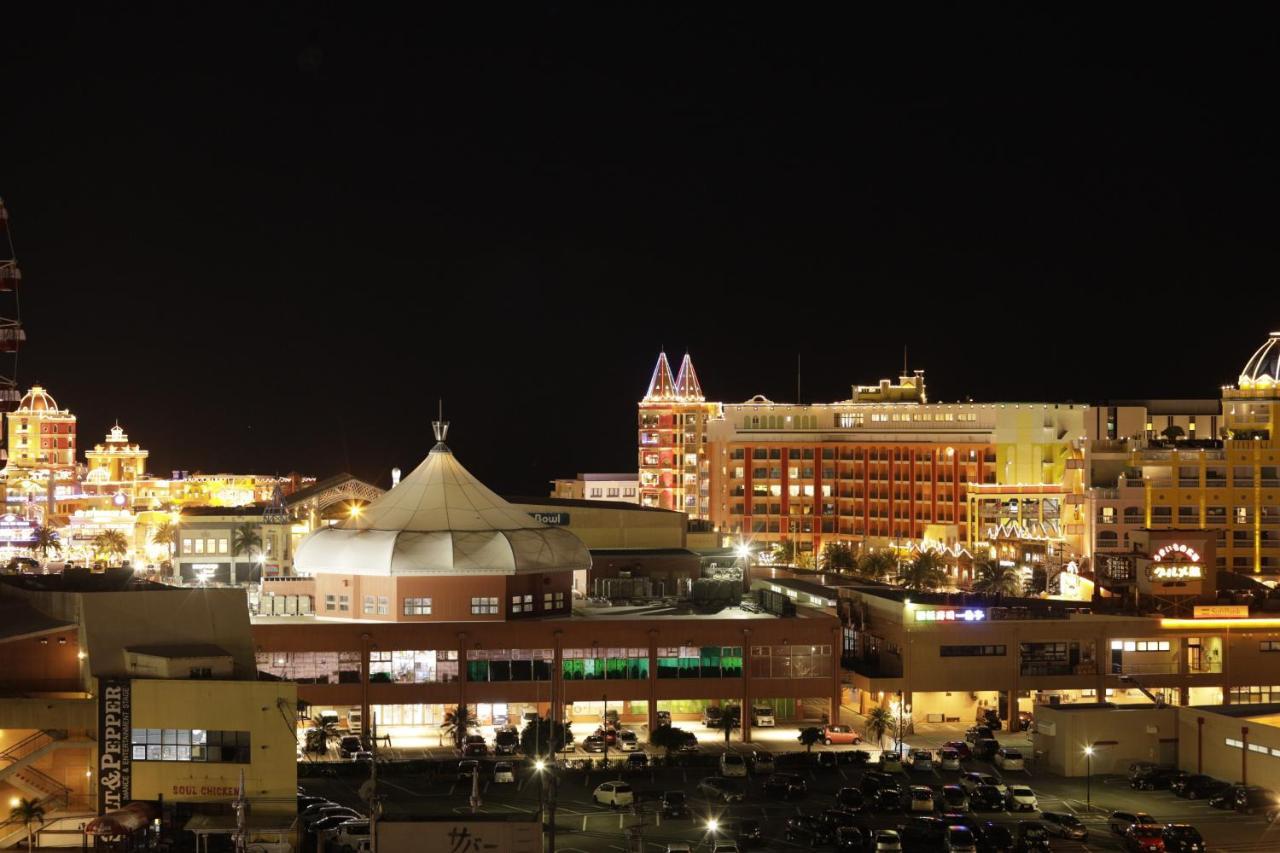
1, 6, 1278, 494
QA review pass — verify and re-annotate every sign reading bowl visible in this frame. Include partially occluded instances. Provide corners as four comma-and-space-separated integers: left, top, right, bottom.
528, 512, 569, 525
914, 608, 986, 622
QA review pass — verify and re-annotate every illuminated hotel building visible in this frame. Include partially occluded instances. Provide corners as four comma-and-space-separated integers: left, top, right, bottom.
1, 385, 77, 515
640, 353, 1088, 561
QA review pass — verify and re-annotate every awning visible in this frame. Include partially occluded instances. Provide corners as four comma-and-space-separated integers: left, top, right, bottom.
85, 802, 159, 836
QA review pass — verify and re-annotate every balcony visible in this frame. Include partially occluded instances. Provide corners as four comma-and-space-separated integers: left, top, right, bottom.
1112, 662, 1178, 676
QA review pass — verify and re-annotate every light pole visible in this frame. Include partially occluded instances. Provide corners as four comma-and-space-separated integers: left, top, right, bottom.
1084, 745, 1094, 813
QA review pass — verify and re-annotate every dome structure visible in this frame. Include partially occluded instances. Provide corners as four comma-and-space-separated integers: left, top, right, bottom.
17, 385, 57, 412
1239, 333, 1280, 391
295, 431, 591, 577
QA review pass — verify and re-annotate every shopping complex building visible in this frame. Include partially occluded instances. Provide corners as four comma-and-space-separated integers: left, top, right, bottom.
251, 420, 842, 742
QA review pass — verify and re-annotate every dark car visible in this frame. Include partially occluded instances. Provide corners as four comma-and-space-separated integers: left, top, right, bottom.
1171, 773, 1215, 797
972, 738, 1000, 761
941, 785, 969, 811
1131, 768, 1181, 791
764, 772, 808, 800
1236, 785, 1280, 815
971, 785, 1005, 811
785, 814, 833, 846
1183, 777, 1228, 801
677, 732, 700, 753
660, 791, 688, 818
944, 740, 973, 760
836, 786, 865, 812
715, 817, 763, 847
338, 735, 362, 758
835, 825, 867, 850
1162, 824, 1204, 853
872, 787, 904, 813
582, 735, 606, 753
861, 771, 899, 795
494, 727, 520, 755
820, 809, 860, 832
816, 751, 839, 770
595, 727, 618, 746
975, 821, 1013, 853
965, 726, 993, 745
462, 740, 487, 757
1040, 812, 1087, 840
899, 816, 948, 847
1013, 821, 1051, 852
626, 752, 648, 769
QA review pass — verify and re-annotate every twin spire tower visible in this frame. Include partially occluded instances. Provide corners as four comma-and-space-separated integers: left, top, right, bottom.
638, 351, 715, 518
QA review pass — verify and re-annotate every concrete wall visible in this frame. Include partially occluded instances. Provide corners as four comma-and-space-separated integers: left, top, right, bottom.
1032, 705, 1178, 776
1177, 706, 1280, 789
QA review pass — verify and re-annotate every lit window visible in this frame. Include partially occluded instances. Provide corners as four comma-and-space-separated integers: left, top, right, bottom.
377, 597, 389, 615
338, 595, 349, 611
511, 594, 533, 614
471, 597, 499, 615
403, 597, 432, 615
363, 596, 375, 615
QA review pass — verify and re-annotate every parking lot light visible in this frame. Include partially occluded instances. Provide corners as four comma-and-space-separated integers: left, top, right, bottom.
534, 759, 545, 772
706, 818, 718, 833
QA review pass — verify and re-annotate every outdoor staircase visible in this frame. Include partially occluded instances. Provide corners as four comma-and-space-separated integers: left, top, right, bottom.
0, 731, 84, 806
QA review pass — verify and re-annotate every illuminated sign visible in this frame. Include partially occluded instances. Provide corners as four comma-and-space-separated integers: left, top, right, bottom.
914, 608, 986, 622
1193, 605, 1250, 619
1148, 564, 1202, 580
1154, 543, 1201, 562
528, 512, 569, 525
0, 514, 36, 544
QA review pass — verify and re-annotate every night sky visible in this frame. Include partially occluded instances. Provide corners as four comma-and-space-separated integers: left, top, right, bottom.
1, 7, 1277, 494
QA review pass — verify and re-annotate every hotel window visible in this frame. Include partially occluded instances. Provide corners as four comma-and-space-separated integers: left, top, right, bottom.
377, 596, 389, 615
1099, 507, 1115, 525
471, 596, 499, 615
338, 595, 349, 612
544, 592, 565, 610
324, 595, 336, 611
182, 538, 193, 554
194, 539, 205, 554
1229, 685, 1280, 704
589, 488, 602, 497
511, 594, 533, 613
369, 649, 458, 683
623, 487, 635, 497
1133, 641, 1171, 652
131, 729, 250, 763
606, 487, 619, 497
403, 597, 432, 615
363, 596, 376, 614
1260, 641, 1280, 652
940, 645, 1007, 657
217, 539, 228, 554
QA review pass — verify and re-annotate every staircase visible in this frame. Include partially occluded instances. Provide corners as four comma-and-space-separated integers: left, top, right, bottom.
6, 764, 69, 807
0, 730, 91, 791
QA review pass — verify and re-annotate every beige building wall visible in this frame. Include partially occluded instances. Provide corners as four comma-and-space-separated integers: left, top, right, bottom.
1177, 706, 1280, 790
511, 501, 686, 549
1033, 705, 1178, 776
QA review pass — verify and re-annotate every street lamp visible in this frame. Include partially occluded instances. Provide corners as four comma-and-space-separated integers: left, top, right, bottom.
1083, 745, 1094, 813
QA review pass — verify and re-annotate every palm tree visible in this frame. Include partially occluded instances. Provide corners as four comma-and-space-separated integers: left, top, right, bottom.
440, 705, 470, 749
151, 519, 178, 565
714, 708, 740, 744
231, 523, 262, 585
28, 526, 60, 560
91, 530, 129, 565
821, 542, 858, 573
898, 551, 947, 592
971, 558, 1024, 596
797, 726, 822, 753
308, 715, 340, 754
865, 706, 898, 750
856, 550, 898, 581
10, 796, 44, 850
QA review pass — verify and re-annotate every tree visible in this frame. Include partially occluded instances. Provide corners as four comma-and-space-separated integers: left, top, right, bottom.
307, 715, 341, 754
231, 523, 263, 584
770, 540, 798, 565
856, 550, 898, 580
151, 519, 178, 563
91, 530, 129, 564
649, 724, 692, 760
10, 797, 44, 851
865, 706, 898, 750
714, 707, 740, 744
520, 717, 572, 758
898, 552, 947, 592
440, 705, 470, 750
821, 542, 858, 573
797, 726, 822, 753
28, 525, 60, 561
1161, 424, 1185, 442
971, 558, 1024, 597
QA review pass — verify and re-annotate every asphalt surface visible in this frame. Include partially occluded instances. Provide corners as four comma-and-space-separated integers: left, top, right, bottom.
298, 745, 1280, 852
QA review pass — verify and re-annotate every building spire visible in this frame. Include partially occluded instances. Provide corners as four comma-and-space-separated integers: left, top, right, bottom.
644, 351, 677, 401
432, 399, 450, 450
674, 352, 704, 401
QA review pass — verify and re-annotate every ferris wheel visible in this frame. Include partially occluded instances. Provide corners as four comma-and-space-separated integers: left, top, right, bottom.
0, 198, 24, 416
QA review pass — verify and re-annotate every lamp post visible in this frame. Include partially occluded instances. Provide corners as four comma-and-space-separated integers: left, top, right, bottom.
1084, 745, 1094, 813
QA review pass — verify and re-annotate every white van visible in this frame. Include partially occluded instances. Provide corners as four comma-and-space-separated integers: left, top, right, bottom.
751, 705, 775, 727
347, 709, 363, 734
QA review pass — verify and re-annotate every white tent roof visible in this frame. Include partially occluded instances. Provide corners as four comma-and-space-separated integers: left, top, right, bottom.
295, 439, 591, 577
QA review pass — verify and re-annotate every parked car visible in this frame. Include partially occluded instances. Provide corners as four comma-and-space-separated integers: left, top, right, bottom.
948, 825, 979, 853
1109, 811, 1158, 836
626, 752, 649, 769
960, 772, 1003, 795
944, 740, 973, 760
965, 726, 993, 745
303, 807, 360, 830
994, 749, 1024, 771
836, 786, 865, 811
1014, 821, 1051, 852
972, 738, 1001, 761
1236, 785, 1280, 814
493, 761, 514, 783
657, 710, 672, 726
1182, 777, 1228, 801
596, 727, 619, 746
1040, 812, 1086, 840
1123, 824, 1166, 853
907, 750, 934, 771
971, 785, 1006, 812
974, 821, 1013, 853
660, 790, 688, 817
871, 787, 904, 812
710, 843, 739, 853
718, 752, 747, 777
337, 735, 362, 759
456, 760, 480, 781
582, 735, 606, 753
703, 706, 724, 727
1005, 786, 1037, 812
819, 809, 860, 832
311, 815, 360, 836
909, 785, 936, 812
1131, 768, 1182, 791
494, 726, 520, 755
751, 705, 775, 727
333, 819, 370, 849
677, 732, 700, 752
617, 730, 639, 752
1161, 824, 1204, 853
697, 776, 745, 803
940, 748, 963, 771
861, 771, 899, 794
1170, 774, 1214, 797
815, 751, 839, 770
836, 826, 868, 850
764, 772, 808, 799
749, 750, 775, 774
880, 751, 903, 772
823, 725, 863, 745
874, 830, 903, 852
665, 845, 692, 853
593, 781, 635, 807
463, 735, 488, 757
784, 814, 833, 846
940, 785, 969, 812
713, 816, 762, 847
899, 816, 947, 847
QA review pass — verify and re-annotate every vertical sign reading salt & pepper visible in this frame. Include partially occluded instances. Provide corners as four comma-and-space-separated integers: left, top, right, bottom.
97, 678, 132, 813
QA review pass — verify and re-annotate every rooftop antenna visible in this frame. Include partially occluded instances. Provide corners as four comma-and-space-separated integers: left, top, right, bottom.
903, 345, 908, 376
432, 399, 450, 444
797, 352, 802, 404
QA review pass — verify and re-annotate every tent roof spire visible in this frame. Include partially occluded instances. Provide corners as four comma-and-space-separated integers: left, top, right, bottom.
674, 352, 704, 401
644, 351, 677, 401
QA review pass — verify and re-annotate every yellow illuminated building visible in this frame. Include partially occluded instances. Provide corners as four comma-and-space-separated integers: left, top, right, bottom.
2, 385, 78, 517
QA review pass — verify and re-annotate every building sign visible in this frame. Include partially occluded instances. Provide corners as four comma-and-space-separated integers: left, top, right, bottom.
1154, 543, 1201, 562
1147, 564, 1202, 580
914, 608, 986, 622
377, 819, 540, 853
528, 512, 569, 525
171, 784, 239, 798
1193, 605, 1250, 619
0, 514, 36, 545
97, 679, 132, 813
984, 520, 1062, 541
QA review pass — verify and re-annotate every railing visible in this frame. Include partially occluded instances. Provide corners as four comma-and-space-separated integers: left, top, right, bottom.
1188, 662, 1224, 674
11, 765, 69, 806
0, 730, 65, 764
1113, 663, 1178, 676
